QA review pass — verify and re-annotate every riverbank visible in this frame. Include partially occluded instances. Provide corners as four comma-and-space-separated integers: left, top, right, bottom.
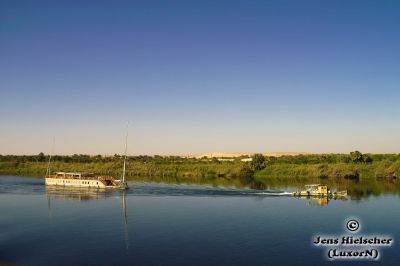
1, 154, 399, 189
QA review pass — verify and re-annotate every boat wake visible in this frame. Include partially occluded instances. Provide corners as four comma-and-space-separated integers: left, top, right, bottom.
129, 183, 294, 197
253, 191, 293, 196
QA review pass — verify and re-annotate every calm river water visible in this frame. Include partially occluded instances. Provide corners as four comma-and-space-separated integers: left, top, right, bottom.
0, 176, 399, 265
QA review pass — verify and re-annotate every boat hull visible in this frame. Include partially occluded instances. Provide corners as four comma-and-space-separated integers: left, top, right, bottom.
46, 177, 108, 189
45, 177, 128, 189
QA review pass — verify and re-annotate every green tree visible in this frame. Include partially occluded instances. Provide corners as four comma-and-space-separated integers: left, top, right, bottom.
350, 151, 364, 163
251, 154, 266, 171
37, 152, 45, 162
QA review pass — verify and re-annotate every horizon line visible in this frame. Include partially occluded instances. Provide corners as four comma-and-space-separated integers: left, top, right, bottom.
1, 151, 399, 157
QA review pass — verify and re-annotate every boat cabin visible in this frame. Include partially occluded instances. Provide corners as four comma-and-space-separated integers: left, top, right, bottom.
55, 172, 97, 179
305, 184, 328, 195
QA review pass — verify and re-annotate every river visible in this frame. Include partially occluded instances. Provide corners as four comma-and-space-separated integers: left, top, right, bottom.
0, 176, 399, 265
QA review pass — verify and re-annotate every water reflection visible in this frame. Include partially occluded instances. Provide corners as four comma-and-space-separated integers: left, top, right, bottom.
121, 190, 129, 250
45, 186, 110, 201
131, 175, 400, 199
45, 186, 130, 250
259, 178, 400, 200
294, 196, 348, 207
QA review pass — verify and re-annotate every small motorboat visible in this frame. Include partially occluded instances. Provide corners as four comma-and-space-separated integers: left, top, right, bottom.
293, 184, 347, 198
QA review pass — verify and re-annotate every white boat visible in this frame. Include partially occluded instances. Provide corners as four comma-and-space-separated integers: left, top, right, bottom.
45, 126, 130, 190
45, 172, 127, 189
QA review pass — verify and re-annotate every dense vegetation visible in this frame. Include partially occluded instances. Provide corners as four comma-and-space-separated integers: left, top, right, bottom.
1, 152, 399, 192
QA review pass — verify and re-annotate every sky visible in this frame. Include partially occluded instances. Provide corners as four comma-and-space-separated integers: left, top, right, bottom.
1, 0, 399, 155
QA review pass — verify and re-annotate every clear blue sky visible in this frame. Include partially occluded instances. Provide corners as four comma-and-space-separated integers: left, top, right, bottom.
1, 0, 399, 155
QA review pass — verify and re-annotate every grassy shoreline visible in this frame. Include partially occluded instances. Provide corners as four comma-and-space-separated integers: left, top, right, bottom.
1, 153, 400, 199
1, 153, 399, 187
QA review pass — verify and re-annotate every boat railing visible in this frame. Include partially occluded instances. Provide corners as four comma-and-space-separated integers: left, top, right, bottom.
48, 175, 115, 181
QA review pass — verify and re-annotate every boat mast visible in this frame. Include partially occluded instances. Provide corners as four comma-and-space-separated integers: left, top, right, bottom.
46, 137, 55, 178
46, 153, 52, 178
122, 124, 128, 183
